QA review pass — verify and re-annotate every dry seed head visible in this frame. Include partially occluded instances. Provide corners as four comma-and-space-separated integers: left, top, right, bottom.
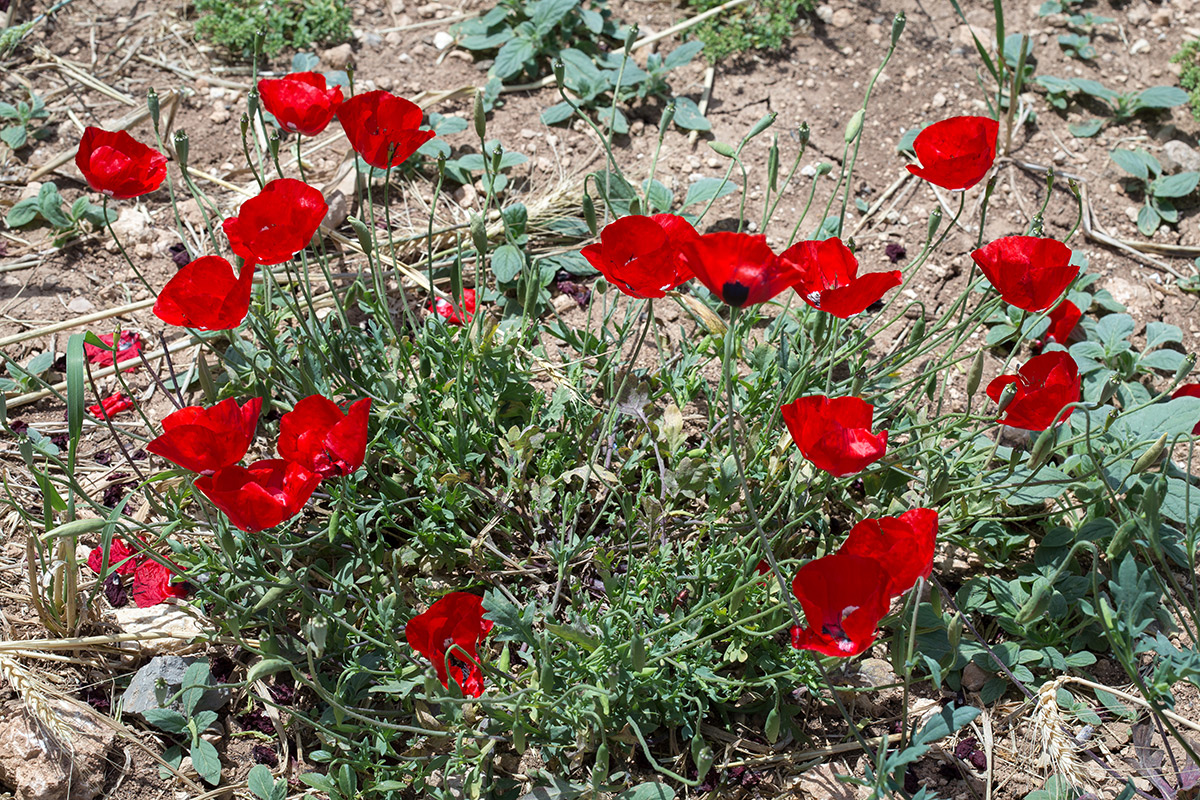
1031, 677, 1091, 789
0, 655, 74, 748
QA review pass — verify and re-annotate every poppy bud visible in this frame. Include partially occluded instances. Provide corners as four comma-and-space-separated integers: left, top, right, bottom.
489, 143, 503, 173
659, 100, 676, 134
147, 88, 160, 129
240, 112, 250, 139
844, 110, 864, 144
1027, 426, 1056, 470
924, 372, 937, 401
927, 206, 942, 242
709, 141, 736, 158
630, 633, 646, 671
348, 216, 373, 257
693, 740, 714, 782
420, 353, 431, 379
539, 660, 554, 693
268, 130, 281, 161
1106, 518, 1138, 562
1131, 433, 1167, 474
627, 196, 641, 217
1098, 374, 1120, 405
253, 29, 266, 58
592, 741, 610, 789
582, 192, 597, 236
470, 214, 487, 253
1175, 352, 1197, 384
514, 723, 526, 753
247, 88, 260, 121
796, 122, 810, 146
891, 11, 906, 45
849, 368, 864, 396
473, 89, 486, 140
498, 644, 510, 674
553, 60, 565, 88
967, 349, 985, 396
624, 23, 639, 54
424, 673, 442, 698
764, 706, 781, 743
451, 255, 464, 305
1103, 407, 1119, 433
815, 162, 833, 177
908, 315, 925, 347
749, 111, 776, 139
1014, 577, 1052, 625
928, 458, 949, 503
995, 382, 1018, 416
768, 134, 779, 191
946, 612, 963, 652
173, 130, 189, 169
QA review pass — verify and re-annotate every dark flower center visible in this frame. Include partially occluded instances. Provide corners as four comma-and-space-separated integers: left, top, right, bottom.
722, 281, 749, 307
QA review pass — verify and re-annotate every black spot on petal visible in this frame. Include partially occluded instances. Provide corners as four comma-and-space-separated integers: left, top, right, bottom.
722, 281, 749, 307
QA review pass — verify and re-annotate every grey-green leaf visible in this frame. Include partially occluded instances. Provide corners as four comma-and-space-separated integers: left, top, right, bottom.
491, 244, 524, 283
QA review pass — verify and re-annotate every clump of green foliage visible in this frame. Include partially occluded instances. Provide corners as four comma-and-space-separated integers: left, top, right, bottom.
686, 0, 814, 62
194, 0, 352, 59
1172, 38, 1200, 120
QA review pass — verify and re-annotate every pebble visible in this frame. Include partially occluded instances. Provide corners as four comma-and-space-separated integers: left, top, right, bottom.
416, 2, 440, 17
831, 8, 854, 26
67, 296, 95, 313
816, 4, 834, 23
932, 91, 947, 108
1130, 38, 1151, 54
322, 43, 355, 68
1161, 139, 1200, 173
385, 31, 402, 45
433, 30, 454, 50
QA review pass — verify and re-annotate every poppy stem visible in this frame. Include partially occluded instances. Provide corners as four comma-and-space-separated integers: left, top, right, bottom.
100, 197, 155, 295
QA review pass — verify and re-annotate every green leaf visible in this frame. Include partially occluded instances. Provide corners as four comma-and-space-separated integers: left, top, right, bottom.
1134, 85, 1189, 109
192, 709, 219, 731
65, 333, 85, 457
482, 588, 537, 646
896, 122, 928, 155
0, 125, 26, 149
1070, 77, 1119, 103
5, 197, 39, 228
1110, 148, 1152, 180
664, 40, 704, 70
642, 179, 673, 213
1068, 118, 1103, 138
0, 102, 18, 118
1137, 203, 1160, 236
540, 101, 574, 125
181, 661, 211, 717
1095, 688, 1137, 720
682, 177, 736, 208
671, 96, 710, 131
529, 0, 578, 31
24, 351, 54, 378
492, 36, 535, 80
491, 244, 524, 283
1108, 395, 1200, 443
191, 739, 222, 785
1096, 313, 1135, 352
914, 704, 981, 746
246, 657, 291, 684
1150, 171, 1200, 198
247, 764, 277, 800
983, 465, 1072, 504
142, 708, 188, 734
545, 622, 600, 652
1138, 349, 1185, 372
596, 106, 629, 135
616, 784, 677, 800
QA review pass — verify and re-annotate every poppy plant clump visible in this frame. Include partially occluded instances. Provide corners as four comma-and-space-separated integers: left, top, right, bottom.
153, 255, 255, 331
971, 236, 1078, 313
223, 178, 328, 265
987, 351, 1081, 431
405, 592, 494, 697
905, 116, 1000, 191
75, 126, 168, 199
780, 236, 902, 318
781, 395, 889, 477
257, 72, 344, 136
580, 214, 699, 298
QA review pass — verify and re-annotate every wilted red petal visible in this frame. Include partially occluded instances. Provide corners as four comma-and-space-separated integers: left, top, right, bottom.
131, 559, 188, 608
146, 397, 262, 474
1040, 299, 1082, 349
85, 331, 143, 371
405, 592, 493, 697
781, 395, 888, 477
790, 553, 891, 657
431, 288, 477, 325
88, 392, 135, 420
839, 509, 938, 598
986, 351, 1080, 431
579, 214, 698, 298
278, 396, 371, 479
906, 116, 999, 192
971, 237, 1077, 313
678, 232, 797, 307
87, 537, 140, 576
194, 458, 321, 532
258, 72, 344, 136
336, 90, 436, 170
780, 237, 901, 318
222, 178, 328, 265
75, 127, 168, 199
154, 256, 255, 331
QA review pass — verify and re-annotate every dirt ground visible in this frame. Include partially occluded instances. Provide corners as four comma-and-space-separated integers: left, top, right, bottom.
2, 0, 1200, 796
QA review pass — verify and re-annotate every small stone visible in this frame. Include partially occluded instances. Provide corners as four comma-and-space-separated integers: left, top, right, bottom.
1152, 7, 1173, 25
1130, 38, 1151, 54
121, 656, 230, 721
816, 4, 834, 23
961, 663, 988, 692
831, 8, 854, 26
18, 181, 42, 202
450, 182, 478, 206
0, 698, 118, 800
111, 604, 204, 655
391, 0, 405, 11
520, 128, 538, 139
800, 163, 818, 178
1052, 149, 1067, 164
932, 91, 948, 108
432, 30, 454, 50
360, 32, 383, 48
1125, 206, 1140, 223
1161, 139, 1200, 173
1128, 3, 1151, 24
322, 43, 355, 69
385, 31, 402, 45
416, 2, 440, 17
105, 207, 153, 253
210, 107, 230, 124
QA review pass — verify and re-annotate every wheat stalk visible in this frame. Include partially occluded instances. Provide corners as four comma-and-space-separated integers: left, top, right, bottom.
1031, 677, 1091, 789
0, 654, 73, 748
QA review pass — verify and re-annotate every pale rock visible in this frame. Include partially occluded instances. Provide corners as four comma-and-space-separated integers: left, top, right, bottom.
954, 24, 993, 47
961, 662, 989, 692
104, 208, 153, 253
816, 4, 834, 23
1130, 38, 1151, 54
794, 763, 869, 799
67, 296, 95, 314
177, 198, 203, 226
800, 163, 818, 178
322, 43, 355, 69
416, 2, 440, 17
122, 656, 230, 721
519, 128, 538, 139
0, 698, 117, 800
1128, 3, 1152, 24
111, 604, 204, 655
1105, 275, 1154, 312
1161, 139, 1200, 173
831, 8, 854, 27
18, 181, 42, 202
432, 30, 454, 50
450, 182, 477, 206
385, 31, 402, 45
391, 0, 405, 11
210, 107, 230, 124
1152, 7, 1173, 25
932, 91, 948, 108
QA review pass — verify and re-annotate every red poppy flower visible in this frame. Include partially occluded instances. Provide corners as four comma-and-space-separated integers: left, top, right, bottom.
971, 237, 1078, 313
781, 395, 888, 477
258, 72, 344, 136
838, 509, 938, 599
1034, 299, 1082, 352
1172, 384, 1200, 435
405, 592, 494, 697
222, 178, 328, 266
779, 237, 902, 318
431, 288, 477, 325
677, 232, 798, 307
579, 214, 698, 299
790, 553, 891, 657
906, 116, 999, 192
131, 558, 188, 608
194, 458, 322, 532
154, 256, 255, 331
88, 392, 135, 420
277, 396, 371, 479
75, 127, 168, 199
146, 397, 263, 475
87, 537, 140, 576
85, 331, 143, 371
986, 351, 1080, 431
336, 90, 436, 170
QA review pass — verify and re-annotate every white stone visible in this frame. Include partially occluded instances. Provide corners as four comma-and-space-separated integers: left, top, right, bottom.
432, 31, 454, 50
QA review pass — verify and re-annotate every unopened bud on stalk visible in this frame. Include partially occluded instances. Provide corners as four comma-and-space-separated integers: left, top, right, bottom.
1175, 352, 1197, 384
815, 162, 833, 177
253, 29, 266, 58
348, 216, 373, 256
173, 130, 189, 168
946, 611, 963, 651
1067, 178, 1082, 201
1103, 407, 1119, 433
660, 101, 676, 134
473, 90, 486, 140
470, 214, 487, 253
764, 706, 781, 743
850, 369, 864, 396
768, 134, 779, 192
628, 196, 641, 217
247, 88, 260, 119
497, 643, 510, 674
490, 142, 503, 172
523, 270, 540, 312
451, 255, 464, 303
844, 109, 864, 144
924, 372, 937, 401
1014, 578, 1052, 625
147, 88, 160, 128
1132, 433, 1168, 474
694, 743, 715, 782
967, 349, 985, 396
1027, 426, 1056, 471
927, 206, 942, 242
891, 11, 906, 45
553, 59, 565, 87
908, 315, 925, 347
709, 141, 736, 158
1098, 374, 1120, 405
624, 23, 639, 55
592, 742, 610, 788
240, 112, 250, 138
995, 382, 1018, 415
749, 111, 776, 139
630, 633, 646, 671
796, 122, 810, 146
1105, 518, 1138, 562
582, 192, 597, 236
268, 131, 281, 160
